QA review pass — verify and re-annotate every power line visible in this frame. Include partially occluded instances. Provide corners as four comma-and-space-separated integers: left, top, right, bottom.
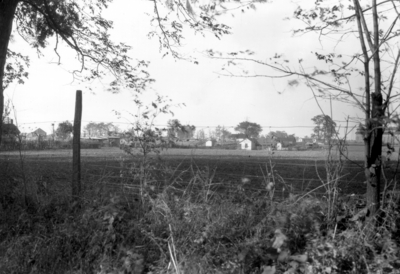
17, 120, 359, 129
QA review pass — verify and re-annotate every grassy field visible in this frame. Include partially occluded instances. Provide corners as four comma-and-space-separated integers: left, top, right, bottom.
0, 143, 394, 159
1, 145, 397, 197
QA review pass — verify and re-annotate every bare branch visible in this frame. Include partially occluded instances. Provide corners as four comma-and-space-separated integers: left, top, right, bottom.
383, 48, 400, 111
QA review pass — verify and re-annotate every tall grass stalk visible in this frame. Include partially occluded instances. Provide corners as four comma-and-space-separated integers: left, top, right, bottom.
260, 158, 277, 202
12, 105, 30, 207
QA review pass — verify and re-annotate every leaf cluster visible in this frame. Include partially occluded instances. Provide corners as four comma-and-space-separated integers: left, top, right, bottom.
11, 0, 153, 92
4, 50, 30, 90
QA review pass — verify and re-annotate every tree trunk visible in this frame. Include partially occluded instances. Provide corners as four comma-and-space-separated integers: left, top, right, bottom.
353, 0, 383, 217
0, 0, 19, 145
366, 0, 383, 216
367, 92, 383, 215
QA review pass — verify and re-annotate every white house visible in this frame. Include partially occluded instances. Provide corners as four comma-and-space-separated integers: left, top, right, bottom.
205, 140, 216, 147
276, 142, 282, 150
239, 138, 256, 150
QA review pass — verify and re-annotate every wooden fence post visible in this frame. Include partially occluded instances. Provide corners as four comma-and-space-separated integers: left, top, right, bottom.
72, 90, 82, 199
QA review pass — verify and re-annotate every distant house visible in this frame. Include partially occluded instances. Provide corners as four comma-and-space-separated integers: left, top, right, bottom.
35, 128, 47, 136
26, 128, 47, 140
279, 136, 297, 147
257, 137, 275, 149
205, 139, 217, 147
296, 137, 303, 143
239, 138, 258, 150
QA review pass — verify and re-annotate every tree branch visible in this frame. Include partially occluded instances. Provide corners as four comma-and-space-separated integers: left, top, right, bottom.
383, 48, 400, 112
353, 0, 371, 119
210, 55, 366, 110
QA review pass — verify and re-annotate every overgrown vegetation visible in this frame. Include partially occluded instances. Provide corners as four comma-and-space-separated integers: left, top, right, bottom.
0, 143, 399, 273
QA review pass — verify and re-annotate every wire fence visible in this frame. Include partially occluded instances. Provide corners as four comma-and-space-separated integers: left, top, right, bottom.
16, 119, 361, 129
10, 114, 398, 167
1, 126, 399, 202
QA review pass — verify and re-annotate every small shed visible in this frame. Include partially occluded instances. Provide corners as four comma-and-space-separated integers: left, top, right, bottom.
276, 142, 282, 150
205, 140, 217, 147
239, 138, 257, 150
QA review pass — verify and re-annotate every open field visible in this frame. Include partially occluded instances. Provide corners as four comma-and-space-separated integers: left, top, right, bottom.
1, 143, 396, 160
1, 145, 399, 198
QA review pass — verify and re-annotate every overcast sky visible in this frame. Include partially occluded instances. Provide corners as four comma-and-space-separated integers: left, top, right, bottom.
5, 0, 365, 138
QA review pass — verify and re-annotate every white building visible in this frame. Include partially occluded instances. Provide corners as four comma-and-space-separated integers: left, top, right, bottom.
239, 138, 256, 150
205, 140, 216, 147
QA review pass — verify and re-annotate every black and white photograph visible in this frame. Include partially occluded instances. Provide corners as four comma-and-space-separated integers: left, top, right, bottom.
1, 0, 400, 273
